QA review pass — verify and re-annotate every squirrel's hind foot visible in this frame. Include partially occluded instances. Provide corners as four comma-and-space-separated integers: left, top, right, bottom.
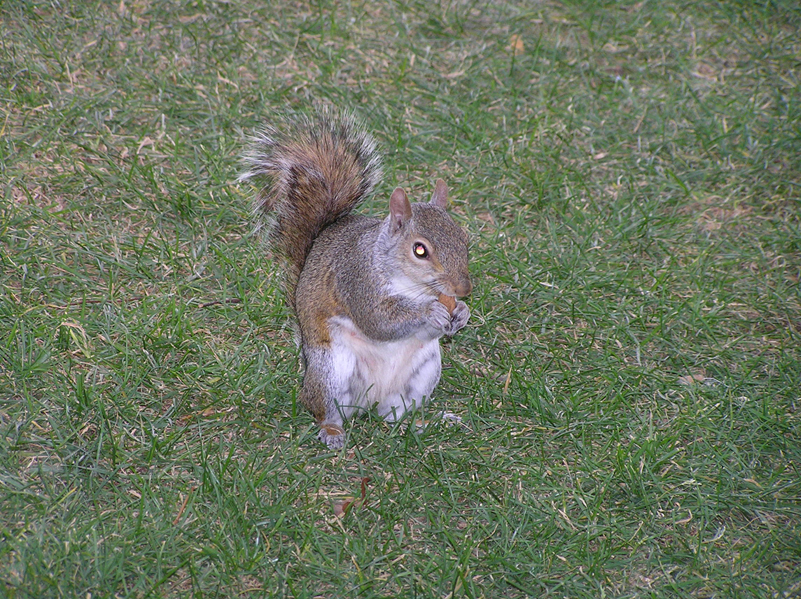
318, 423, 346, 449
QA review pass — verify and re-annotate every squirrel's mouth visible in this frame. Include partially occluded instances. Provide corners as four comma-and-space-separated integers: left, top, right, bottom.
441, 278, 472, 298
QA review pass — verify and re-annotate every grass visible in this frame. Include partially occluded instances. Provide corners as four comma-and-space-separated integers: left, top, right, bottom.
1, 0, 800, 596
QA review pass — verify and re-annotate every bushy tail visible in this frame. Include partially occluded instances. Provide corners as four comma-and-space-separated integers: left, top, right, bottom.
240, 109, 382, 309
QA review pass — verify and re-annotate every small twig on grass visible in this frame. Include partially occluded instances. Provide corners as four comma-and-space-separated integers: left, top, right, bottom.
200, 299, 243, 308
173, 487, 196, 525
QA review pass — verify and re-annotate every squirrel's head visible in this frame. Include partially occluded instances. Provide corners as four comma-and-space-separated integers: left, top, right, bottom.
381, 179, 472, 298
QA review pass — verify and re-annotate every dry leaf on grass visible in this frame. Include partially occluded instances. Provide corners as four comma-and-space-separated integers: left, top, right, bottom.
333, 477, 371, 518
678, 373, 707, 385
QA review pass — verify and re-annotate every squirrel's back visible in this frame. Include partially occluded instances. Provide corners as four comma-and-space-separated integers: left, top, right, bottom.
240, 110, 382, 309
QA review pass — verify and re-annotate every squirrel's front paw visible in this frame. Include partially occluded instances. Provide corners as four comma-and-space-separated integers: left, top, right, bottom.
445, 300, 470, 336
426, 299, 452, 334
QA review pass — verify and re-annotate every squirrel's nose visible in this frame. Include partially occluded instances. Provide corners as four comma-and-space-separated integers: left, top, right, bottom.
454, 277, 472, 297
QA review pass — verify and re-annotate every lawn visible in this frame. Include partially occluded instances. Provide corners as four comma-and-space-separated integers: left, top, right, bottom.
1, 0, 800, 597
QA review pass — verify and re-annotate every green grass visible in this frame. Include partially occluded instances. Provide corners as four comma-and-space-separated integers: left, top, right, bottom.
2, 0, 800, 597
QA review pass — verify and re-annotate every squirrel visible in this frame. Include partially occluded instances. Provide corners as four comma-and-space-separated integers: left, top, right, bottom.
240, 109, 472, 449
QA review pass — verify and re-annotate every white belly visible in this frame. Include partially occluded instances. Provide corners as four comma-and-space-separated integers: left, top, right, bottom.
328, 316, 441, 420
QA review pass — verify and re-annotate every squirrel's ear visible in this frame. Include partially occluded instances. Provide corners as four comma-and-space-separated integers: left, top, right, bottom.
389, 187, 412, 233
430, 179, 448, 208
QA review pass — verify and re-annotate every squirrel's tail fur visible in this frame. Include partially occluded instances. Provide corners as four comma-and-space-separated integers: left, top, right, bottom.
240, 110, 382, 309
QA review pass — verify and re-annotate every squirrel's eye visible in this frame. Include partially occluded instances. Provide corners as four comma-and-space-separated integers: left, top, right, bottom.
413, 242, 429, 259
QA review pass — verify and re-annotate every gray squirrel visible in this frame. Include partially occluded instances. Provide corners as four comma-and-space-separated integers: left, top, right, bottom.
241, 110, 472, 448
